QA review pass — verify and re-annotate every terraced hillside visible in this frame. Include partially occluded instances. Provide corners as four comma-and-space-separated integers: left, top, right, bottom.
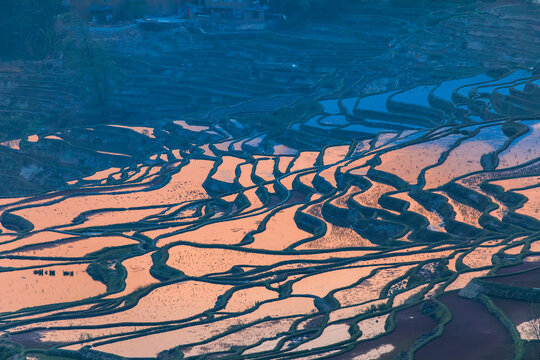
0, 0, 540, 360
0, 67, 539, 359
2, 0, 540, 139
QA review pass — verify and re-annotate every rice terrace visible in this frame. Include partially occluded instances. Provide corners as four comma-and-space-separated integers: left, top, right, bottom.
0, 0, 539, 359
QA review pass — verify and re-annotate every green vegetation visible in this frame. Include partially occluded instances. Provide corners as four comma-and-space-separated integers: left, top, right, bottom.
127, 0, 147, 19
87, 260, 126, 293
0, 212, 35, 233
0, 340, 21, 360
0, 114, 48, 141
0, 0, 61, 59
24, 353, 76, 360
236, 101, 322, 137
0, 1, 539, 359
269, 0, 473, 19
61, 15, 120, 120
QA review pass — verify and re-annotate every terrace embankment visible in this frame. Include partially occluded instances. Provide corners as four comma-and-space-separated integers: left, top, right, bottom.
0, 107, 538, 359
0, 0, 540, 359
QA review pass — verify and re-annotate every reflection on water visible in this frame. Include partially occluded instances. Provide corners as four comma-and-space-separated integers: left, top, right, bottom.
0, 75, 538, 359
0, 264, 106, 312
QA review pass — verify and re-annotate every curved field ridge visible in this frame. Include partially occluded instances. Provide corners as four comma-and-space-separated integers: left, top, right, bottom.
0, 69, 538, 360
1, 0, 540, 357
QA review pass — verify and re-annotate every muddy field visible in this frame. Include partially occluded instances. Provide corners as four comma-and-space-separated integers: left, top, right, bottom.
0, 0, 539, 359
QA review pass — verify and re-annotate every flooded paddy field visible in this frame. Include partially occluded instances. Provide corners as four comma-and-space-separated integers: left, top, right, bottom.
1, 0, 540, 359
1, 88, 538, 358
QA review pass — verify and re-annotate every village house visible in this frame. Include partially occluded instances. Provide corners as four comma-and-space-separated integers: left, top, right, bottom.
64, 0, 279, 29
65, 0, 180, 22
201, 0, 265, 21
181, 0, 278, 30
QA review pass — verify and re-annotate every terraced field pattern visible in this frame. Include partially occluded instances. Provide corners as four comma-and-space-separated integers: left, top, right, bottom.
1, 1, 540, 360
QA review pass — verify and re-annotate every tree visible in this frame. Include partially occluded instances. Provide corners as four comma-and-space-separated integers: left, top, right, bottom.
0, 0, 61, 59
126, 0, 147, 19
61, 14, 120, 120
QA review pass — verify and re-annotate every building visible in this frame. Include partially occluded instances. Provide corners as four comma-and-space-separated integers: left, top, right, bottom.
67, 0, 179, 23
66, 0, 278, 28
181, 0, 275, 27
204, 0, 264, 21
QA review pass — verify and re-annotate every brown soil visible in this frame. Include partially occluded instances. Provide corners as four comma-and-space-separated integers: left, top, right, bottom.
415, 293, 513, 360
490, 268, 540, 288
491, 297, 538, 325
333, 304, 437, 359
